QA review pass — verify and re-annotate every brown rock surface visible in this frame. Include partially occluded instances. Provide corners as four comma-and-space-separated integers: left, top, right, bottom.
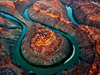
0, 65, 28, 75
0, 38, 11, 66
0, 17, 22, 41
62, 25, 95, 75
71, 1, 100, 29
60, 0, 99, 4
0, 38, 28, 75
0, 0, 99, 75
0, 16, 28, 74
28, 0, 73, 32
14, 0, 37, 18
21, 23, 73, 66
0, 0, 33, 26
79, 25, 100, 75
79, 25, 100, 55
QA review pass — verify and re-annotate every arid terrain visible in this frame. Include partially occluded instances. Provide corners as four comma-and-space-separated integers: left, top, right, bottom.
0, 0, 100, 75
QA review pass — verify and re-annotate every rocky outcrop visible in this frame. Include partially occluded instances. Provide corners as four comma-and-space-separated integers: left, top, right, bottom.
0, 0, 99, 75
0, 0, 33, 26
21, 23, 73, 66
0, 17, 28, 74
79, 25, 100, 75
70, 1, 100, 29
14, 0, 37, 19
0, 18, 22, 41
61, 24, 95, 75
28, 0, 72, 32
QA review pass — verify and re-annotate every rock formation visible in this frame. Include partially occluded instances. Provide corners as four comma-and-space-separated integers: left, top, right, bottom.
28, 0, 72, 32
70, 1, 100, 29
21, 23, 73, 66
0, 0, 99, 75
79, 25, 100, 75
0, 16, 27, 74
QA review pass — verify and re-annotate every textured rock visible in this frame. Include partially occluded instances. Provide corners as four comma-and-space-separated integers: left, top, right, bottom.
60, 0, 99, 3
79, 25, 100, 55
21, 23, 73, 66
0, 16, 28, 74
0, 0, 99, 75
79, 25, 100, 75
28, 0, 72, 32
14, 0, 37, 18
0, 17, 22, 41
57, 71, 70, 75
61, 24, 95, 75
71, 1, 100, 29
0, 0, 33, 26
70, 62, 90, 75
0, 66, 28, 75
0, 39, 28, 75
0, 38, 10, 66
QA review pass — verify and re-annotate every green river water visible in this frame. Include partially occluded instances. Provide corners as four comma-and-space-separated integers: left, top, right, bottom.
0, 6, 79, 74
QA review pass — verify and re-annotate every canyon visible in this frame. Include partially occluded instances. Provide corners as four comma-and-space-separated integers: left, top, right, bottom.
0, 0, 100, 75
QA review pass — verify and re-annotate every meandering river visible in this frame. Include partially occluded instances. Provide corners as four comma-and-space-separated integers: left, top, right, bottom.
0, 6, 79, 74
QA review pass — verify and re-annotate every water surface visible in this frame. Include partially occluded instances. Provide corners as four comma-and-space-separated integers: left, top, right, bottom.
66, 6, 79, 25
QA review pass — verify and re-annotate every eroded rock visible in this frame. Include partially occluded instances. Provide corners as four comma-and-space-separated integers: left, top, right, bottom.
71, 2, 100, 29
21, 23, 73, 66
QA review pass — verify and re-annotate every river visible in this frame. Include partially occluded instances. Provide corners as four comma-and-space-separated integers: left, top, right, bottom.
0, 6, 79, 74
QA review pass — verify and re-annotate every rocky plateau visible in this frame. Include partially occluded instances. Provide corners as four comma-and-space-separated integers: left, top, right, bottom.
0, 0, 100, 75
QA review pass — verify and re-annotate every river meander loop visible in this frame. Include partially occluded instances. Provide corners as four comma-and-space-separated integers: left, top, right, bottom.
0, 6, 80, 74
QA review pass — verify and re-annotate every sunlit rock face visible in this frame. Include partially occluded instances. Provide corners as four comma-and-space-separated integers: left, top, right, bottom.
0, 0, 99, 75
28, 0, 73, 32
70, 1, 100, 29
21, 23, 72, 66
